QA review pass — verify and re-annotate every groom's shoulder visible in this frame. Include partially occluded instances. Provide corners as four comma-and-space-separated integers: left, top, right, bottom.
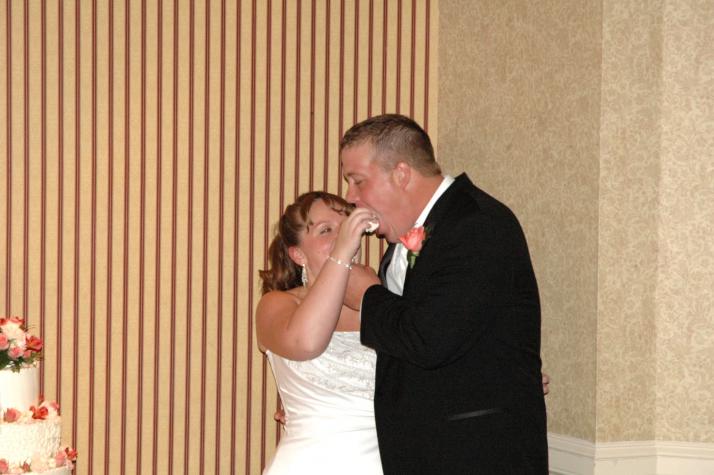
448, 174, 517, 222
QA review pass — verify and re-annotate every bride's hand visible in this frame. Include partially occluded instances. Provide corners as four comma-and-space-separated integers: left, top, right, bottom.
331, 208, 375, 262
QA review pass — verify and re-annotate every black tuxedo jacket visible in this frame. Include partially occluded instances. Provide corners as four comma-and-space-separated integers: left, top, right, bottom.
361, 174, 547, 474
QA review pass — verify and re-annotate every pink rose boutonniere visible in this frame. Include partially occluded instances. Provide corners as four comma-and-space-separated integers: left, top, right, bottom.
400, 225, 430, 269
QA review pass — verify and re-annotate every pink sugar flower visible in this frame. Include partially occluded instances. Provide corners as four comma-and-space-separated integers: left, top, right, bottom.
0, 316, 23, 326
55, 450, 68, 467
31, 405, 49, 420
0, 316, 43, 372
64, 447, 78, 462
25, 335, 43, 352
0, 319, 25, 342
2, 408, 21, 423
7, 346, 23, 360
41, 400, 61, 413
0, 458, 9, 474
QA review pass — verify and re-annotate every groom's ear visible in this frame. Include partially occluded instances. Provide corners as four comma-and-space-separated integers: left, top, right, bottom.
392, 161, 411, 189
287, 246, 306, 267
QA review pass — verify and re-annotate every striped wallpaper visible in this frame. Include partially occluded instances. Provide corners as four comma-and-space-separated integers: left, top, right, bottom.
0, 0, 438, 473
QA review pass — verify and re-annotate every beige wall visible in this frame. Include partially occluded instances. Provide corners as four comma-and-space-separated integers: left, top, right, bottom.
597, 0, 662, 442
439, 0, 714, 444
0, 1, 438, 474
655, 0, 714, 441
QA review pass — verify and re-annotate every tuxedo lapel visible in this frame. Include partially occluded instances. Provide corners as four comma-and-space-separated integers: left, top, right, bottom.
401, 174, 471, 291
422, 174, 470, 231
379, 174, 472, 291
403, 255, 414, 289
378, 243, 396, 284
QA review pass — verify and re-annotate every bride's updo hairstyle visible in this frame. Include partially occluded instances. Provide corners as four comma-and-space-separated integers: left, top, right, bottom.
260, 191, 353, 294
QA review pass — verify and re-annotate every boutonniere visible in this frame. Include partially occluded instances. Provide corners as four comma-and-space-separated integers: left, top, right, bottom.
400, 225, 430, 269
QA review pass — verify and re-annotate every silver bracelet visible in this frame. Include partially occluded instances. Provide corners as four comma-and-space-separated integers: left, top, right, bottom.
327, 255, 352, 270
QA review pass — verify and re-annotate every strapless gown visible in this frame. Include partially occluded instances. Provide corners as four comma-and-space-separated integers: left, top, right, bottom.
264, 331, 383, 474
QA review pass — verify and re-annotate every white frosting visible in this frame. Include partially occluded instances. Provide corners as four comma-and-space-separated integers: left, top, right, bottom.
0, 418, 62, 466
365, 220, 379, 234
0, 364, 39, 413
25, 468, 71, 475
1, 466, 71, 475
0, 365, 70, 472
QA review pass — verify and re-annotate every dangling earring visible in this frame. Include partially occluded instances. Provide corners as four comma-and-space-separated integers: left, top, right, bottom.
301, 265, 308, 287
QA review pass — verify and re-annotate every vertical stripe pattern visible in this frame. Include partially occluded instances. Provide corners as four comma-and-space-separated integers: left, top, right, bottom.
0, 1, 438, 474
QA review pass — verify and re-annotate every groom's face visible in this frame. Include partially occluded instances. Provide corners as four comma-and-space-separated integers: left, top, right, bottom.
341, 141, 407, 243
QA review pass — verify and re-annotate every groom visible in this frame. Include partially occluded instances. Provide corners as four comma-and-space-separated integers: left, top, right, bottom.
342, 114, 548, 473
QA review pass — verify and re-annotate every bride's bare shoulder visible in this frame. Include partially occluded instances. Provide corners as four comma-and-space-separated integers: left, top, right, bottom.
257, 288, 303, 314
256, 289, 305, 353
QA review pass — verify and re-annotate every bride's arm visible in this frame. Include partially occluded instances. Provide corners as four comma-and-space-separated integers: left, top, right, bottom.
256, 208, 374, 360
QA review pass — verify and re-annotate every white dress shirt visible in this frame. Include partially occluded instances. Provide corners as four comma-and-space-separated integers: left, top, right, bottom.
384, 175, 455, 296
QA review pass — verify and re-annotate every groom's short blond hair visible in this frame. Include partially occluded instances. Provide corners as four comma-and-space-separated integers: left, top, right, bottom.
339, 114, 441, 176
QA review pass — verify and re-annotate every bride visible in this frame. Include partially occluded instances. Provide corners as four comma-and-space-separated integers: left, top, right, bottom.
256, 191, 383, 474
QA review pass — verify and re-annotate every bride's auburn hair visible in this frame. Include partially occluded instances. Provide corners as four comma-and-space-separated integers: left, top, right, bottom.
260, 191, 353, 294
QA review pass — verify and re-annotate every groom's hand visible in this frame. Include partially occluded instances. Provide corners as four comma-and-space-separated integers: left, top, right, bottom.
344, 264, 380, 310
274, 409, 286, 426
542, 373, 550, 395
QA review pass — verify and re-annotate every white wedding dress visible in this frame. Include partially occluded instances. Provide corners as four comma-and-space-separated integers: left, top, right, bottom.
264, 331, 383, 474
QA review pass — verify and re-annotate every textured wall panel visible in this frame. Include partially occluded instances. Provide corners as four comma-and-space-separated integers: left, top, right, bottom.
655, 0, 714, 443
597, 0, 661, 442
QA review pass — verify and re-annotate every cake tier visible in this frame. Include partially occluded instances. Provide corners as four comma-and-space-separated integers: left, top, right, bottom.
0, 461, 71, 475
27, 467, 71, 475
0, 365, 39, 414
0, 418, 62, 466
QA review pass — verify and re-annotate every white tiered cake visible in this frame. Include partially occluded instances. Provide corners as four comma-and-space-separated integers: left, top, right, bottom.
0, 318, 76, 475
